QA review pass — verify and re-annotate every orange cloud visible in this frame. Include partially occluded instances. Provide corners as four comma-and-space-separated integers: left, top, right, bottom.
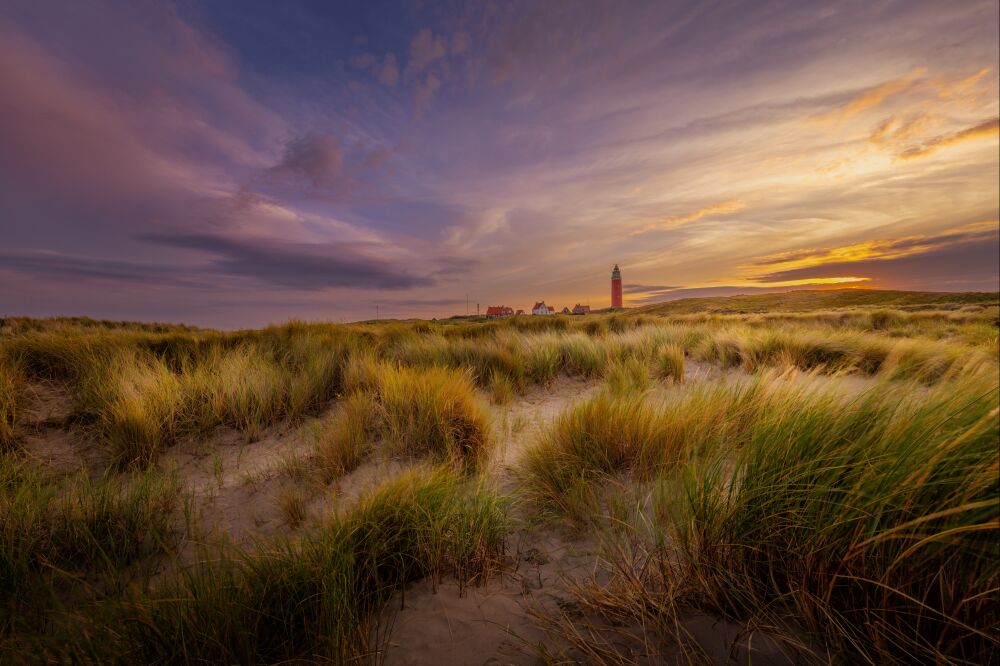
935, 67, 991, 99
813, 67, 926, 124
744, 221, 999, 276
896, 117, 999, 160
869, 112, 934, 146
751, 276, 871, 287
632, 199, 746, 235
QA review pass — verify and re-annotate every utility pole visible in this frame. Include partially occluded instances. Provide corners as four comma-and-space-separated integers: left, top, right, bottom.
376, 304, 379, 320
476, 303, 480, 317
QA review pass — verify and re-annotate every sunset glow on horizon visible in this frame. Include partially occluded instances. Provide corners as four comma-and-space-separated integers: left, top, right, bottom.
1, 1, 997, 327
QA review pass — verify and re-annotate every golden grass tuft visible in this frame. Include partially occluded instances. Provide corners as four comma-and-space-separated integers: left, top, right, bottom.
487, 369, 516, 405
604, 356, 650, 395
656, 344, 684, 383
377, 365, 494, 469
314, 391, 375, 480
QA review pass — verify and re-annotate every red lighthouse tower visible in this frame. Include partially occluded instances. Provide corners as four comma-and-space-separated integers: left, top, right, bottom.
611, 264, 623, 309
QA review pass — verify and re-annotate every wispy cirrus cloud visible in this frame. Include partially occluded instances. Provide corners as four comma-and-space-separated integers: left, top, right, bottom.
812, 67, 927, 124
897, 117, 1000, 160
631, 200, 746, 235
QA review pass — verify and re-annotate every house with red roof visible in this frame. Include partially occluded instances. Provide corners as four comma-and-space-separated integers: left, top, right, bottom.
531, 301, 555, 315
485, 305, 514, 319
572, 304, 591, 314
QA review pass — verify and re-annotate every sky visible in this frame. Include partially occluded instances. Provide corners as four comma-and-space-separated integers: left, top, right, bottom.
1, 0, 998, 328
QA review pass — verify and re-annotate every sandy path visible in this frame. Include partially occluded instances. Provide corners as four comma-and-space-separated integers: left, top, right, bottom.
383, 377, 604, 665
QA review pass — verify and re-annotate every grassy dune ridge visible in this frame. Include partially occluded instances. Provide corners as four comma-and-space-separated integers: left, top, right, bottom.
520, 370, 999, 661
0, 289, 996, 662
7, 466, 507, 663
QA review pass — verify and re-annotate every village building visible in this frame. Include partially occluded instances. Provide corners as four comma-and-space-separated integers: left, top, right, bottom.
485, 305, 514, 319
572, 304, 591, 315
531, 301, 555, 315
515, 309, 524, 315
561, 306, 571, 314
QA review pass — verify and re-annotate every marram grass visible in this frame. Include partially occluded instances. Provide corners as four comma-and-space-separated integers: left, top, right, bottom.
364, 364, 494, 470
3, 309, 990, 469
29, 466, 507, 664
668, 374, 1000, 663
0, 455, 179, 633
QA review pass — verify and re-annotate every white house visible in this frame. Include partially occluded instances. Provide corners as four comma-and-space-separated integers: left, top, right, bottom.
532, 301, 555, 315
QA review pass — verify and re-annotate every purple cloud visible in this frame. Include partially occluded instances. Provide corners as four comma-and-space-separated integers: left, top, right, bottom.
143, 233, 433, 290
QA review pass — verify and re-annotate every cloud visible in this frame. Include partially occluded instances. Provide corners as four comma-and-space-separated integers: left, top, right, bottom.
626, 283, 875, 305
2, 1, 998, 325
0, 250, 200, 287
144, 233, 433, 290
350, 52, 377, 69
748, 222, 999, 276
270, 133, 344, 186
622, 283, 681, 295
749, 224, 999, 286
264, 133, 393, 200
376, 53, 399, 87
897, 117, 999, 160
934, 66, 991, 100
0, 13, 284, 254
444, 209, 512, 251
430, 256, 480, 277
376, 298, 466, 307
450, 32, 469, 55
869, 113, 934, 147
632, 200, 746, 235
812, 67, 926, 123
407, 29, 446, 77
412, 73, 442, 113
351, 51, 399, 87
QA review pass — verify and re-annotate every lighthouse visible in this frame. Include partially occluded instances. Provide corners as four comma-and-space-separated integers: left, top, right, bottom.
611, 264, 623, 309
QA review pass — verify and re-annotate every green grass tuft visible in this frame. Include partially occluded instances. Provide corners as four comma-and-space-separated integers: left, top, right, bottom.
69, 466, 507, 664
0, 356, 25, 451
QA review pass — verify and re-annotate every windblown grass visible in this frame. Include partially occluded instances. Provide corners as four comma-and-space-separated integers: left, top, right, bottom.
4, 302, 990, 469
604, 356, 650, 395
519, 392, 667, 521
42, 466, 507, 664
487, 369, 516, 405
184, 345, 289, 441
520, 371, 884, 522
0, 296, 996, 662
84, 349, 184, 468
375, 365, 494, 469
314, 391, 375, 480
656, 344, 684, 383
668, 374, 1000, 662
0, 455, 179, 632
4, 325, 355, 466
561, 373, 1000, 663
